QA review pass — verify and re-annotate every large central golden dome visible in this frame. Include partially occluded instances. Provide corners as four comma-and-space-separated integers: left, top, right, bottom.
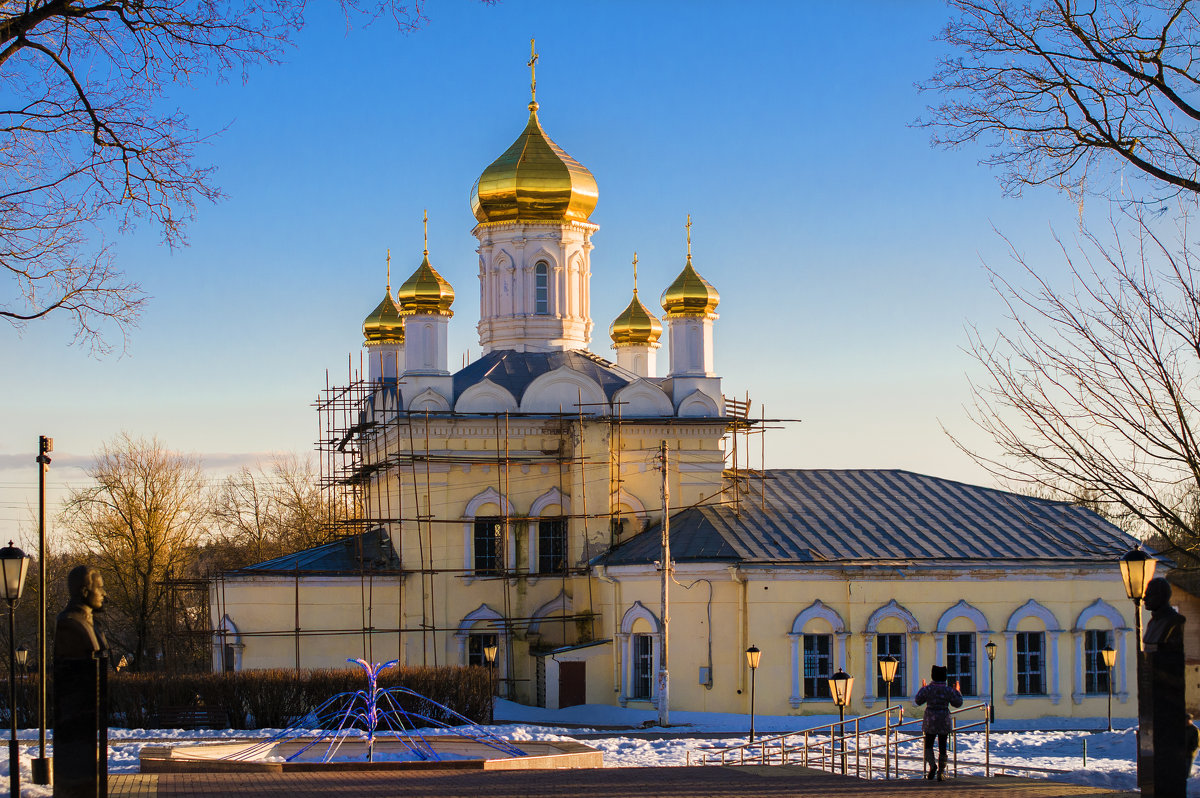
470, 102, 598, 224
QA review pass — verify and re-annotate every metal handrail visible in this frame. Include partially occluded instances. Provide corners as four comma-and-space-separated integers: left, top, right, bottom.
692, 700, 1002, 782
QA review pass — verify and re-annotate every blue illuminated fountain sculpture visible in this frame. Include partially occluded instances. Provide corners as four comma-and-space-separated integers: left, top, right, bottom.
226, 658, 525, 764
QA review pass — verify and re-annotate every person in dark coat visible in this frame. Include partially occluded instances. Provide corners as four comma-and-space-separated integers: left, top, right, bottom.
914, 664, 963, 780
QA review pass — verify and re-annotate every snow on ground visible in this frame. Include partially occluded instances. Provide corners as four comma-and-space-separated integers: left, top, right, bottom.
0, 701, 1196, 796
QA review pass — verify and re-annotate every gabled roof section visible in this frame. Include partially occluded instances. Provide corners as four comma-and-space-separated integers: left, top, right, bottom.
600, 469, 1140, 566
239, 529, 400, 574
452, 349, 639, 405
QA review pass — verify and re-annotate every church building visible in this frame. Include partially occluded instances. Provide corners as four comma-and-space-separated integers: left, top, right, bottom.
212, 52, 1152, 721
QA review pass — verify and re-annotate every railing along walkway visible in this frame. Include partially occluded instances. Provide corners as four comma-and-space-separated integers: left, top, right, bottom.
691, 702, 1076, 781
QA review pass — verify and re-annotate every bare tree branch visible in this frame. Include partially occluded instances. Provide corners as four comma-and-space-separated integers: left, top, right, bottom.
0, 1, 429, 351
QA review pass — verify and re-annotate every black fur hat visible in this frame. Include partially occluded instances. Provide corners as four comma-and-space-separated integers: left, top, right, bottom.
931, 665, 948, 682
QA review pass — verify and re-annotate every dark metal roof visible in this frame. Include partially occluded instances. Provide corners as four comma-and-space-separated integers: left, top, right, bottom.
239, 529, 400, 574
600, 469, 1140, 566
452, 349, 637, 404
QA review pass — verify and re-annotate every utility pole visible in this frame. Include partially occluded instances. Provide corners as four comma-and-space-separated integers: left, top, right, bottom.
658, 441, 670, 728
33, 436, 51, 785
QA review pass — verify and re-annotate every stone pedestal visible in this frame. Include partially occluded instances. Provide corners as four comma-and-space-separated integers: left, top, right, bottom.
52, 652, 108, 798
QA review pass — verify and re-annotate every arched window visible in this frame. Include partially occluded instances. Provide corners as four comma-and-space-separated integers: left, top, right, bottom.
787, 600, 848, 707
535, 262, 549, 315
617, 602, 660, 706
1003, 599, 1064, 705
1071, 599, 1130, 705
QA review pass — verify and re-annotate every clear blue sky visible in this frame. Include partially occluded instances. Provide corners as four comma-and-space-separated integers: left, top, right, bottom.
0, 1, 1089, 536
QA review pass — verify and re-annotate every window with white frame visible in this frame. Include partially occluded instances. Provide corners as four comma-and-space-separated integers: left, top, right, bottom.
946, 632, 975, 695
537, 518, 567, 574
876, 633, 907, 698
473, 517, 501, 575
1083, 629, 1113, 695
630, 634, 654, 700
467, 633, 498, 668
803, 634, 833, 699
1016, 631, 1046, 695
535, 262, 549, 315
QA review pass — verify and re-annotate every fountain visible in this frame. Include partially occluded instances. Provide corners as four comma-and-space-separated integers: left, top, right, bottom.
140, 659, 601, 773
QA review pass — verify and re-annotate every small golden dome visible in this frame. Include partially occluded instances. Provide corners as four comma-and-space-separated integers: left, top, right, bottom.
397, 252, 455, 316
363, 290, 404, 344
470, 104, 598, 224
611, 289, 662, 347
661, 256, 719, 318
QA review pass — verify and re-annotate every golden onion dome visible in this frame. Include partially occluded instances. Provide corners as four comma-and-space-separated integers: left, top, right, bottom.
610, 289, 662, 347
363, 251, 405, 344
397, 251, 455, 316
661, 256, 720, 318
362, 290, 405, 344
470, 103, 598, 224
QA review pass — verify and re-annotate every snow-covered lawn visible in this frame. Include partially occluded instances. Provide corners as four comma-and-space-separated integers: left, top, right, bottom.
2, 700, 1196, 796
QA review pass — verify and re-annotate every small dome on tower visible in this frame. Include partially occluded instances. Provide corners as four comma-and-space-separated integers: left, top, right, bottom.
661, 217, 719, 318
362, 290, 405, 344
611, 291, 662, 347
397, 252, 455, 317
470, 104, 598, 225
661, 258, 719, 318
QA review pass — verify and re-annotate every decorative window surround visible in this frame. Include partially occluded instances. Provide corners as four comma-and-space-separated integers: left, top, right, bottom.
1070, 598, 1131, 705
616, 601, 661, 707
462, 487, 514, 582
1003, 599, 1062, 705
787, 600, 848, 708
862, 599, 922, 708
933, 600, 993, 698
455, 603, 509, 687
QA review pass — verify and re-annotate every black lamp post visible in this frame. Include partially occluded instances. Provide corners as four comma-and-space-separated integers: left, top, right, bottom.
1119, 547, 1156, 653
0, 543, 30, 798
1101, 645, 1117, 733
482, 641, 498, 724
985, 640, 997, 724
745, 645, 761, 743
828, 669, 853, 775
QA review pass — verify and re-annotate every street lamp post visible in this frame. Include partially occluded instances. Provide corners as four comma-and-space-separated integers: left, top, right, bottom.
0, 543, 30, 798
1101, 645, 1117, 733
745, 645, 761, 743
878, 656, 899, 779
14, 648, 27, 678
1119, 547, 1156, 653
482, 642, 498, 725
985, 640, 997, 724
828, 670, 853, 776
34, 436, 51, 786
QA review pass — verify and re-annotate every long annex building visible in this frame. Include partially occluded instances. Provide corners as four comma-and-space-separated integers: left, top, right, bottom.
211, 57, 1149, 721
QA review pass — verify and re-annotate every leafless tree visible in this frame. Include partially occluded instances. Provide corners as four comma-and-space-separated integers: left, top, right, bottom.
59, 433, 208, 669
208, 454, 332, 568
923, 0, 1200, 203
964, 213, 1200, 560
0, 1, 428, 351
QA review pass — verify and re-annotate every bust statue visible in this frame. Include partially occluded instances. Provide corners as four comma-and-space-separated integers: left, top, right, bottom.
1143, 576, 1186, 649
54, 564, 108, 660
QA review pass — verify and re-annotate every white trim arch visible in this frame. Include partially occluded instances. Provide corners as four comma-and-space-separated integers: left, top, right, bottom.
862, 600, 922, 706
1003, 599, 1063, 705
613, 380, 674, 417
933, 600, 993, 699
611, 488, 649, 541
520, 366, 608, 415
1071, 598, 1132, 705
617, 601, 661, 706
787, 600, 849, 707
527, 590, 574, 647
462, 487, 514, 576
455, 379, 518, 413
528, 487, 570, 574
676, 389, 720, 418
213, 614, 244, 672
406, 386, 451, 412
454, 603, 509, 692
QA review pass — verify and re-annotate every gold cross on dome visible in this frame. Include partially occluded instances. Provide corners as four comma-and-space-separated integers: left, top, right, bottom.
528, 38, 539, 104
632, 252, 639, 293
386, 249, 391, 291
686, 214, 692, 260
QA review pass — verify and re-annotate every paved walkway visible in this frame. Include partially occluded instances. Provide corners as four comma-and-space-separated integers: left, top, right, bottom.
109, 766, 1137, 797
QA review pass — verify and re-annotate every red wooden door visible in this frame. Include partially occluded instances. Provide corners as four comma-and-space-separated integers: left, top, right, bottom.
558, 661, 586, 708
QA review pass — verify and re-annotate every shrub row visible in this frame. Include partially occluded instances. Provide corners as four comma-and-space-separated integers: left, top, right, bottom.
0, 666, 493, 730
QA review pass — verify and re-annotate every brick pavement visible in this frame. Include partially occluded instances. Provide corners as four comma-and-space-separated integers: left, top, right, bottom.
108, 766, 1138, 797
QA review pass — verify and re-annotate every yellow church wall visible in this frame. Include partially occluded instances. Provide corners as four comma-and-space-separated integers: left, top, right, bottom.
593, 564, 1138, 721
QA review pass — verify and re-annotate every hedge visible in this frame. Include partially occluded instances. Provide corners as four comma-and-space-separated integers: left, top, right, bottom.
0, 665, 493, 730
